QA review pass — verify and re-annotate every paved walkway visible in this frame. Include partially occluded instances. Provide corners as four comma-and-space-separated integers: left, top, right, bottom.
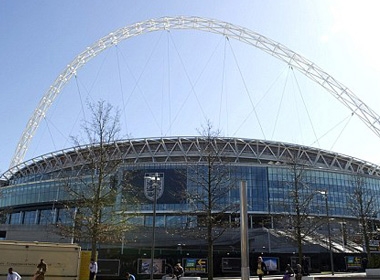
212, 272, 370, 279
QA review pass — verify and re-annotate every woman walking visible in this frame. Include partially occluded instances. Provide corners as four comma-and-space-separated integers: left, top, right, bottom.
256, 256, 267, 280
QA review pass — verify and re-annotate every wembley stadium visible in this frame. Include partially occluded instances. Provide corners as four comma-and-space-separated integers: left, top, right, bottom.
2, 16, 380, 277
1, 136, 380, 275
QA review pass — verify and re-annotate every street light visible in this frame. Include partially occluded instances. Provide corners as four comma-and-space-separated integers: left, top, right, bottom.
240, 180, 250, 280
318, 190, 334, 275
145, 173, 161, 280
339, 221, 347, 252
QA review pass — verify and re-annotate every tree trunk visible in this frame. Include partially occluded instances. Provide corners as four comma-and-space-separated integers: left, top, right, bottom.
207, 238, 213, 280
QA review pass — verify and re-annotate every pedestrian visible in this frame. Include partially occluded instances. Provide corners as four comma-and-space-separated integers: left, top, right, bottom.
302, 256, 310, 276
362, 257, 368, 272
126, 272, 135, 280
89, 259, 98, 280
35, 259, 47, 280
165, 263, 173, 277
256, 256, 268, 280
172, 263, 183, 280
295, 264, 303, 280
7, 268, 22, 280
282, 264, 294, 280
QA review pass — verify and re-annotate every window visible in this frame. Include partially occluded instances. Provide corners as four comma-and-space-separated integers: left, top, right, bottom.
23, 211, 37, 224
39, 209, 55, 224
10, 212, 21, 225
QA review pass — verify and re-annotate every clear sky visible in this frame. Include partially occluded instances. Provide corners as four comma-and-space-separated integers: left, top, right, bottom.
1, 0, 380, 174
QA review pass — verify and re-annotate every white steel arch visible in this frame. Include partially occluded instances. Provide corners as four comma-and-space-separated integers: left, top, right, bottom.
10, 15, 380, 169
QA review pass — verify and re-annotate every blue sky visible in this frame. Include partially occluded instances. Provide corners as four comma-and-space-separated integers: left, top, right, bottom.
1, 0, 380, 174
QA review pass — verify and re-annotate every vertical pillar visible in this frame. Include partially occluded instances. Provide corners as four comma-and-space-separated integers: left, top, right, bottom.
240, 181, 250, 280
325, 194, 334, 275
150, 173, 159, 280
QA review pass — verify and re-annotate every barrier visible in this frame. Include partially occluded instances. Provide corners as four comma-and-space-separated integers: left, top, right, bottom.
366, 268, 380, 276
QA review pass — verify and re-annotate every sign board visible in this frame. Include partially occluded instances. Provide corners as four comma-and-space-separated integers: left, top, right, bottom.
98, 259, 120, 276
221, 258, 240, 273
370, 245, 380, 252
221, 257, 278, 273
262, 257, 280, 272
137, 258, 166, 275
345, 256, 362, 270
183, 258, 207, 274
369, 240, 380, 252
79, 251, 92, 280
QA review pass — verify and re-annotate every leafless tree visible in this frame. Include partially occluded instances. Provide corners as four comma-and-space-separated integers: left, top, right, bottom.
181, 121, 239, 280
347, 174, 378, 264
0, 183, 11, 228
275, 153, 324, 263
56, 100, 137, 259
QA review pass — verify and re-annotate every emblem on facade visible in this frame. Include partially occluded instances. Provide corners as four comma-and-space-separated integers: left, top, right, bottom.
144, 173, 164, 201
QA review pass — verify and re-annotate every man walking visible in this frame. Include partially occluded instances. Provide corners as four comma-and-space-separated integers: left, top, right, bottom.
7, 268, 21, 280
89, 259, 98, 280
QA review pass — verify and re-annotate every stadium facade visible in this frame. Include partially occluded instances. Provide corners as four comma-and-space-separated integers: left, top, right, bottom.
1, 136, 380, 274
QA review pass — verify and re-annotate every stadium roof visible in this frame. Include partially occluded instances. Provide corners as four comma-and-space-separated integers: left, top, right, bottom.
2, 137, 380, 180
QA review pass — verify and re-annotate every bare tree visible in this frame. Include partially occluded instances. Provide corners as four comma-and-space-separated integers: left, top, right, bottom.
56, 100, 136, 259
275, 153, 324, 264
0, 183, 12, 230
347, 174, 378, 265
182, 121, 239, 280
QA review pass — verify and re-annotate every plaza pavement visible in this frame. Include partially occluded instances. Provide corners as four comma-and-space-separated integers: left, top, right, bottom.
212, 272, 374, 279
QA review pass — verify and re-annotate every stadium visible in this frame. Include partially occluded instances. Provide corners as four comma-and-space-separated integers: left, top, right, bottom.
1, 16, 380, 276
1, 136, 380, 275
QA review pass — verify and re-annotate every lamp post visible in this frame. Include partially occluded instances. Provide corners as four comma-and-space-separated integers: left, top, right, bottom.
240, 180, 250, 280
318, 190, 334, 275
145, 173, 160, 280
339, 221, 347, 252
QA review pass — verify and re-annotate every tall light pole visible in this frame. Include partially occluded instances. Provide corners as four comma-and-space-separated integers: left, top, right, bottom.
240, 180, 250, 280
318, 190, 334, 275
145, 173, 160, 280
339, 221, 346, 252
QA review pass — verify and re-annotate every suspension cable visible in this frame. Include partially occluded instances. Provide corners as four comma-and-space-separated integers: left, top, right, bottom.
115, 46, 129, 136
291, 68, 320, 147
116, 31, 166, 135
309, 113, 354, 148
271, 69, 290, 139
226, 38, 266, 139
232, 65, 289, 137
218, 37, 228, 134
163, 33, 225, 136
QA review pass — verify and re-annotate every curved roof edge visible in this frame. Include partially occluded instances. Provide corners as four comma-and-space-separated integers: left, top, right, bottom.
2, 136, 380, 180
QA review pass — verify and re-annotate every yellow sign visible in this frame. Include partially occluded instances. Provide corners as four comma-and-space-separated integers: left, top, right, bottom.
79, 251, 97, 280
197, 259, 206, 265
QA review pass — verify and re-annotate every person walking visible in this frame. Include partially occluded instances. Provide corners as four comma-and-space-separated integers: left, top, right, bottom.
172, 263, 183, 280
283, 264, 294, 280
165, 263, 173, 277
35, 259, 47, 280
256, 256, 268, 280
7, 268, 22, 280
295, 264, 303, 280
362, 257, 368, 272
302, 256, 310, 276
89, 259, 98, 280
126, 272, 135, 280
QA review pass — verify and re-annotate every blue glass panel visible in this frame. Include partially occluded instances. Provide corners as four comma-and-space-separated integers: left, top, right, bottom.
23, 211, 37, 224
